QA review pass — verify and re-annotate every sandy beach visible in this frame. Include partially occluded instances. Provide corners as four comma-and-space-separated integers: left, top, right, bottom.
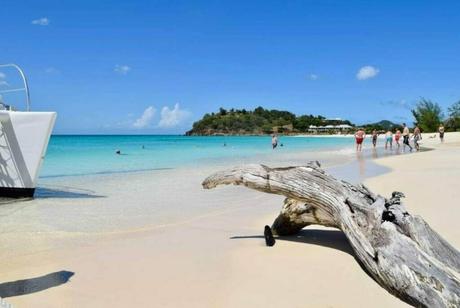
3, 1, 460, 306
1, 133, 459, 307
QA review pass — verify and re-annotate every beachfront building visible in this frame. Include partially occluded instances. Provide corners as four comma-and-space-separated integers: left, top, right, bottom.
308, 124, 354, 134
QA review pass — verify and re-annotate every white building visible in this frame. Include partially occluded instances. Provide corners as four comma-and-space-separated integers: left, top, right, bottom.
308, 124, 354, 134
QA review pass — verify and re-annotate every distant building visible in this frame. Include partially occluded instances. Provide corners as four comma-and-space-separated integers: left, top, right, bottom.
308, 124, 354, 134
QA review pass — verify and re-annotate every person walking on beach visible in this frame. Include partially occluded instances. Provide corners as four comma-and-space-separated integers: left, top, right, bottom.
413, 126, 422, 151
354, 128, 365, 152
395, 129, 401, 148
371, 129, 378, 148
439, 124, 445, 143
271, 134, 278, 149
385, 130, 393, 150
402, 123, 412, 152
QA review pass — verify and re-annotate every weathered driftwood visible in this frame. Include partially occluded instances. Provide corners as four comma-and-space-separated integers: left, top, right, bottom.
202, 163, 460, 308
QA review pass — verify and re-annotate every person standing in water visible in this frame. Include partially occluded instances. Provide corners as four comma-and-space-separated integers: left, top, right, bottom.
271, 134, 278, 149
395, 129, 401, 148
385, 130, 393, 150
413, 126, 422, 151
402, 123, 412, 152
371, 129, 378, 148
354, 128, 365, 152
438, 124, 445, 143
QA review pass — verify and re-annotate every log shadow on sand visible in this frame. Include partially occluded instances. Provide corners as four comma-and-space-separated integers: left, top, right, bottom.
230, 228, 354, 256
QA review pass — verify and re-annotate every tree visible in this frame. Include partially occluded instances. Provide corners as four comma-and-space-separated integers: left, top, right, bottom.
261, 123, 273, 134
446, 100, 460, 131
254, 106, 265, 116
293, 115, 312, 131
449, 100, 460, 118
218, 107, 227, 116
411, 98, 443, 132
186, 107, 355, 135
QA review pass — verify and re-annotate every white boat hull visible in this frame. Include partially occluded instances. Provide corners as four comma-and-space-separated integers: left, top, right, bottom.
0, 111, 56, 197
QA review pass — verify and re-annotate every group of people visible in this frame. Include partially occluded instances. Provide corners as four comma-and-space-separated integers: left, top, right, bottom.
354, 124, 446, 152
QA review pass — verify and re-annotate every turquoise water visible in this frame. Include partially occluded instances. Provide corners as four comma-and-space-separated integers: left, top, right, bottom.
41, 135, 354, 178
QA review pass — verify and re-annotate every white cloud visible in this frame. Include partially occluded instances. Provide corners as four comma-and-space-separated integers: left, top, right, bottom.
158, 103, 191, 128
133, 106, 156, 128
114, 65, 131, 75
0, 72, 6, 79
31, 17, 50, 26
309, 74, 318, 80
356, 65, 380, 80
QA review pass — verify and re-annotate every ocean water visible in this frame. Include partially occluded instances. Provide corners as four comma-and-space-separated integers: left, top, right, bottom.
41, 135, 355, 178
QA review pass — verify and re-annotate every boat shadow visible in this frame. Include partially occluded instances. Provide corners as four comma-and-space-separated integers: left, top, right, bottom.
35, 187, 105, 199
230, 228, 354, 256
0, 270, 74, 298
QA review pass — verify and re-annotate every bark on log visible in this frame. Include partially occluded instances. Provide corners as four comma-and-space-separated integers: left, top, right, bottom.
202, 163, 460, 308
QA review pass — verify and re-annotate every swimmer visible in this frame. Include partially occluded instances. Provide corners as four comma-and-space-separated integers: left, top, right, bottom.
271, 134, 278, 149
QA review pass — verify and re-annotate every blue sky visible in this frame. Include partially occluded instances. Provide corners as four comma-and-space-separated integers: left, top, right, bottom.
1, 0, 459, 134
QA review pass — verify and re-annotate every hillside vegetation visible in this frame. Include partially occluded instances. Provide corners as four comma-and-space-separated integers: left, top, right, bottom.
186, 107, 353, 135
362, 120, 399, 133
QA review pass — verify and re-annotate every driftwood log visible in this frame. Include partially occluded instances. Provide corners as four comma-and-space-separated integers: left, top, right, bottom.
202, 163, 460, 308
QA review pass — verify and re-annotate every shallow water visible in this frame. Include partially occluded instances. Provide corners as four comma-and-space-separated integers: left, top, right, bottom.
0, 137, 413, 267
42, 135, 355, 178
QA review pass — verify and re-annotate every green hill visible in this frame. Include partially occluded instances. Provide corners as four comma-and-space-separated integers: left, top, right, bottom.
362, 120, 399, 133
186, 107, 354, 136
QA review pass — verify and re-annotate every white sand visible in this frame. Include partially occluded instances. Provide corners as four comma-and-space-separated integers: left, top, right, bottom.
364, 132, 460, 246
1, 133, 459, 307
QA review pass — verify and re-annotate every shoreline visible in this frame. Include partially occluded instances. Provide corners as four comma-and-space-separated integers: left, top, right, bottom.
41, 134, 355, 179
37, 133, 412, 181
41, 133, 425, 179
1, 133, 459, 307
363, 132, 460, 244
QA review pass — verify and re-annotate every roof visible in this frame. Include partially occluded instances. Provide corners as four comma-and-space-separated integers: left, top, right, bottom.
309, 124, 354, 129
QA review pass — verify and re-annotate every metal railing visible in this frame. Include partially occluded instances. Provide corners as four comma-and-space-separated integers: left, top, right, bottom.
0, 63, 31, 111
